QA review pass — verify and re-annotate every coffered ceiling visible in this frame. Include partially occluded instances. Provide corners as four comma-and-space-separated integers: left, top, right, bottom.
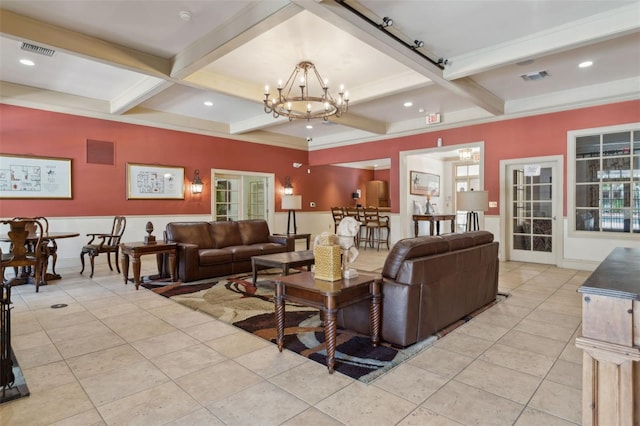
1, 0, 638, 151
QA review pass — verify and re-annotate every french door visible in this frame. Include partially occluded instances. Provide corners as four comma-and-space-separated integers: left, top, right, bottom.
211, 170, 273, 223
506, 159, 561, 264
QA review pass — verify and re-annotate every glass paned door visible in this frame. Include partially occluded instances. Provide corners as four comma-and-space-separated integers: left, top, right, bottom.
215, 176, 240, 221
212, 171, 271, 223
507, 162, 558, 264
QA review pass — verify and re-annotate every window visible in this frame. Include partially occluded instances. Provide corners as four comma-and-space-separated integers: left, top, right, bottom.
571, 126, 640, 234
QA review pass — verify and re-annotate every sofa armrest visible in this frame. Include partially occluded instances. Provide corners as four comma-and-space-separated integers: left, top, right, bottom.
173, 242, 200, 282
268, 235, 294, 251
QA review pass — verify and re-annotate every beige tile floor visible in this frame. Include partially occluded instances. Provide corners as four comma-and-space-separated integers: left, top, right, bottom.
1, 247, 586, 425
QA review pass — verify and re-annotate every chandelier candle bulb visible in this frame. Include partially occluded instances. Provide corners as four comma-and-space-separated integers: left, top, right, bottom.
264, 85, 269, 94
263, 61, 348, 121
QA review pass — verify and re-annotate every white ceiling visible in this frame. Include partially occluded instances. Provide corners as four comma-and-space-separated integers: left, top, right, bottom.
1, 0, 638, 152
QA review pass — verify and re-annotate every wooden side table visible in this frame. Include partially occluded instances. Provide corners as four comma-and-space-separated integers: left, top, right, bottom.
274, 233, 311, 250
119, 241, 177, 290
274, 271, 381, 373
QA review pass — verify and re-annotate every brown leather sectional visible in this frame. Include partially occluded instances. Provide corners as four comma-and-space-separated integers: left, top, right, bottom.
337, 231, 499, 347
165, 220, 293, 282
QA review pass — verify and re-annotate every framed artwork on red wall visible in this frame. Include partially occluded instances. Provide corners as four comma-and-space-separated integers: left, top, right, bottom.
126, 163, 185, 200
0, 154, 73, 199
410, 170, 440, 197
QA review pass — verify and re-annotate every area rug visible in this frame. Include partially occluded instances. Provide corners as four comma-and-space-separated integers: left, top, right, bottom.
141, 271, 496, 383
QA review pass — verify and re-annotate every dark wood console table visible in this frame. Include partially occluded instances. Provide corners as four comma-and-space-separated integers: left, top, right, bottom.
412, 214, 456, 237
576, 247, 640, 426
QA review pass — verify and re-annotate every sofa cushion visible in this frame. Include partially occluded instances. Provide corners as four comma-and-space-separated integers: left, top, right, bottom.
441, 233, 475, 251
238, 220, 271, 245
254, 242, 288, 255
199, 248, 233, 266
382, 236, 449, 280
466, 230, 495, 246
441, 231, 494, 251
166, 222, 215, 249
226, 245, 262, 261
210, 221, 243, 248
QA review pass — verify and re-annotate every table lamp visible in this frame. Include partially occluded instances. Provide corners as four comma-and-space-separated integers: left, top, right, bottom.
282, 195, 302, 234
456, 189, 489, 231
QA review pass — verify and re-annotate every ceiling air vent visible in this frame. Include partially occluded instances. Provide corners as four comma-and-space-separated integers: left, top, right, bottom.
21, 42, 55, 57
520, 70, 549, 81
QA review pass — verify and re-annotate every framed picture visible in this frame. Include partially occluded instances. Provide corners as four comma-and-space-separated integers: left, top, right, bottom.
0, 154, 73, 199
126, 163, 185, 199
410, 170, 440, 197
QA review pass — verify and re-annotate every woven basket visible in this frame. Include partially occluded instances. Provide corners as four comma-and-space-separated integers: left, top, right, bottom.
313, 244, 342, 281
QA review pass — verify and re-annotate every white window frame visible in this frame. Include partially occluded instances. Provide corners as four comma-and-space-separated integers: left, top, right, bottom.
567, 122, 640, 239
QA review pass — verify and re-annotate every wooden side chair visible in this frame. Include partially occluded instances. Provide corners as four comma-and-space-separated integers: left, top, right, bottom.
363, 207, 390, 251
80, 216, 126, 278
1, 218, 45, 291
331, 207, 346, 233
344, 206, 364, 247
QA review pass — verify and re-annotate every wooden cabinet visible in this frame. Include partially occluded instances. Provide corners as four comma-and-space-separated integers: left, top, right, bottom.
365, 180, 389, 207
576, 247, 640, 426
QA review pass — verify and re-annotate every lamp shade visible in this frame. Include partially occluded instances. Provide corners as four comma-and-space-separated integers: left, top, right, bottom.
456, 190, 488, 212
281, 195, 302, 210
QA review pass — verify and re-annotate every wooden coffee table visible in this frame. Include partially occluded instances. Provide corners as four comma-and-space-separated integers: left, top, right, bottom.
274, 271, 381, 373
251, 250, 315, 285
119, 240, 177, 290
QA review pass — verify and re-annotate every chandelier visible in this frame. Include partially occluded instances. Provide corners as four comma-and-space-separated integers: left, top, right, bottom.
458, 148, 480, 162
263, 61, 348, 121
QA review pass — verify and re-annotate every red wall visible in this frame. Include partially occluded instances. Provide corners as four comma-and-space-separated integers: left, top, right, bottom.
2, 101, 638, 218
0, 105, 371, 217
310, 100, 640, 215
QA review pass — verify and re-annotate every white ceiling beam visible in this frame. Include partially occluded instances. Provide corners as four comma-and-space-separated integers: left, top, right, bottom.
230, 113, 291, 134
110, 78, 174, 115
505, 76, 640, 115
326, 112, 388, 134
0, 9, 171, 78
171, 1, 302, 79
296, 0, 504, 116
445, 4, 640, 80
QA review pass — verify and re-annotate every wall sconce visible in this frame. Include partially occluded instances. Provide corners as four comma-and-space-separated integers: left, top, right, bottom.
283, 176, 293, 195
191, 169, 203, 194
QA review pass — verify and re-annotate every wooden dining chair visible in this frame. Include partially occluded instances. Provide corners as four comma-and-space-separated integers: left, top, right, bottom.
363, 207, 390, 251
344, 206, 364, 247
331, 207, 346, 233
14, 216, 53, 275
80, 216, 126, 278
1, 218, 45, 291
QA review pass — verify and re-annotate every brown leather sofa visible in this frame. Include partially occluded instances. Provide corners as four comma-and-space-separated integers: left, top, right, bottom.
337, 231, 499, 347
165, 220, 293, 282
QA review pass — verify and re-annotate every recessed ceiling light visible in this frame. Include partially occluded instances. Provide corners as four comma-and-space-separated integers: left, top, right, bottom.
403, 101, 413, 108
19, 59, 35, 66
203, 101, 213, 106
306, 125, 313, 129
179, 10, 192, 22
418, 108, 425, 113
579, 61, 593, 68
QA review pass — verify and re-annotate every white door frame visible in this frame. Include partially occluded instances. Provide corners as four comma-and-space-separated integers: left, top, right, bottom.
499, 155, 564, 266
400, 142, 485, 239
211, 169, 275, 228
